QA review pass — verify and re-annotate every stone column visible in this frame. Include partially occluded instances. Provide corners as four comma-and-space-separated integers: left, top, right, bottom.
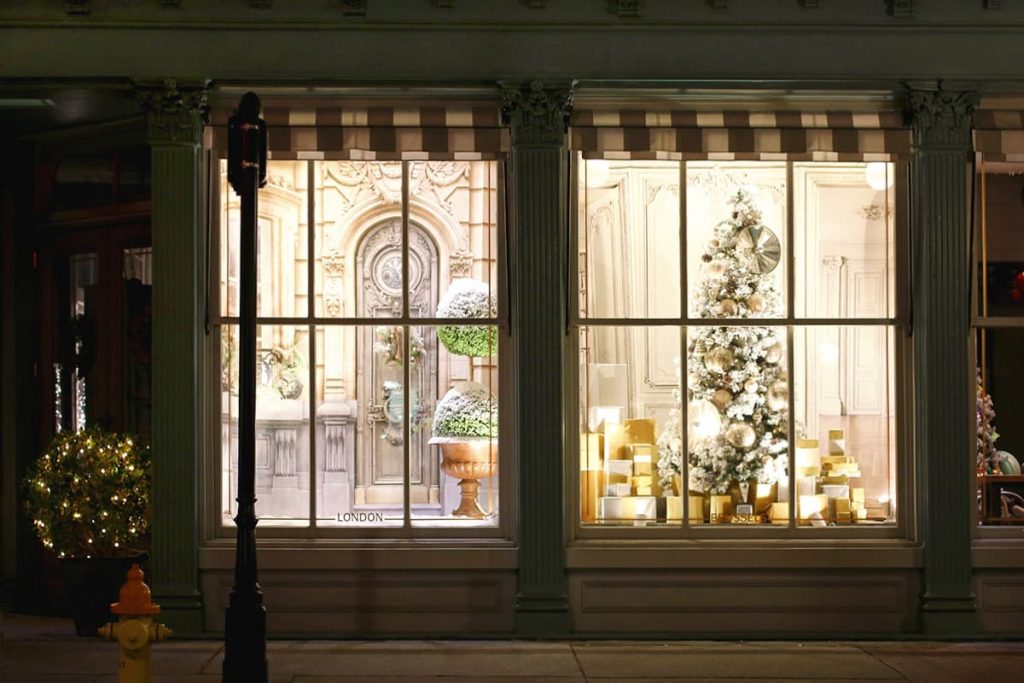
135, 79, 210, 633
500, 80, 575, 635
906, 83, 980, 634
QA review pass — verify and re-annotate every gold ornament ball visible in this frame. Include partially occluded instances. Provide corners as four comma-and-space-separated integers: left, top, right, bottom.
765, 341, 783, 364
743, 378, 759, 394
704, 347, 734, 374
726, 422, 757, 449
707, 260, 726, 278
747, 293, 766, 313
766, 381, 788, 411
712, 389, 733, 410
717, 298, 739, 316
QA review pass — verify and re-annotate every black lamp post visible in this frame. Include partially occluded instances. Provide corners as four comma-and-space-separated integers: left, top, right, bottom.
223, 91, 268, 683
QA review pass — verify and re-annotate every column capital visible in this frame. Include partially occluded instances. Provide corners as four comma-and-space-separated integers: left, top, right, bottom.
905, 83, 980, 149
134, 79, 211, 145
499, 80, 576, 147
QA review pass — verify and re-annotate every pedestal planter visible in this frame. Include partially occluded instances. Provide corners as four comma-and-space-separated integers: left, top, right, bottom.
438, 440, 498, 518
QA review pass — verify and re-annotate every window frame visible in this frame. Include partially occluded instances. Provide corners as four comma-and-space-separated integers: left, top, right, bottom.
567, 155, 916, 541
972, 153, 1024, 539
203, 154, 515, 542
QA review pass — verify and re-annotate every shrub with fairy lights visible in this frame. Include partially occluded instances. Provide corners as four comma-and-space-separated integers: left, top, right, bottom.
24, 428, 150, 559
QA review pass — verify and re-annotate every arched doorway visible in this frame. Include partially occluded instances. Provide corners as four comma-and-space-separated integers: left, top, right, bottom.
354, 218, 441, 510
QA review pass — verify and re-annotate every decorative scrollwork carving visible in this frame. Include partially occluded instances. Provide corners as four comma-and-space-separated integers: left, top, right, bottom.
449, 250, 474, 279
500, 81, 575, 147
134, 79, 210, 144
906, 84, 980, 148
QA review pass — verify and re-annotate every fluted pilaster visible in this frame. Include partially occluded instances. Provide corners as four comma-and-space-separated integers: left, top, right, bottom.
136, 78, 210, 633
501, 80, 574, 635
907, 83, 980, 634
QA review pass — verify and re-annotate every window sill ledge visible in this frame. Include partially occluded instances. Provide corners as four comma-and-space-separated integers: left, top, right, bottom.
567, 540, 922, 570
199, 538, 517, 571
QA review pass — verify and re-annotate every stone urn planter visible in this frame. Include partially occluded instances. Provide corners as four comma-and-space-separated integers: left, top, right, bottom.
438, 439, 498, 518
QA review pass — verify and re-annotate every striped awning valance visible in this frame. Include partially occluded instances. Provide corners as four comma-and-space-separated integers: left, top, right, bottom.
570, 109, 911, 161
973, 110, 1024, 162
206, 104, 509, 160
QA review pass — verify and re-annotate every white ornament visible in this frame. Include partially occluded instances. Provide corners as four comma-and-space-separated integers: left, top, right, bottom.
743, 379, 758, 394
689, 399, 722, 441
765, 341, 783, 364
766, 381, 788, 411
688, 372, 701, 388
707, 260, 726, 278
726, 422, 756, 449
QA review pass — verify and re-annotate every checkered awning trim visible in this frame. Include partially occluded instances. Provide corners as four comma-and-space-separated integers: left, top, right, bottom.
973, 110, 1024, 162
570, 109, 911, 161
206, 104, 509, 160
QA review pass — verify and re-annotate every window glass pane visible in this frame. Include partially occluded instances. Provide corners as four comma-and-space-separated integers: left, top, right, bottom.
977, 328, 1024, 525
686, 325, 789, 526
793, 162, 896, 319
316, 324, 403, 528
978, 161, 1024, 318
220, 160, 309, 318
412, 324, 500, 528
687, 162, 787, 319
410, 161, 500, 320
220, 324, 311, 527
578, 325, 681, 526
793, 325, 897, 527
315, 161, 404, 319
578, 157, 681, 319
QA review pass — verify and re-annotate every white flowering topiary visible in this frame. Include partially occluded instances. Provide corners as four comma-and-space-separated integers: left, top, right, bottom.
436, 278, 497, 358
429, 381, 498, 443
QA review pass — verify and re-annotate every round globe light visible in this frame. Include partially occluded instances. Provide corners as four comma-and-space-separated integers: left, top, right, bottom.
689, 399, 722, 441
865, 162, 893, 191
586, 159, 610, 188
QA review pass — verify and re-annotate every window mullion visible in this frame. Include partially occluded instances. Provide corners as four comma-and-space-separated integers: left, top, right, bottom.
401, 161, 411, 530
786, 160, 797, 530
679, 160, 690, 532
306, 161, 317, 528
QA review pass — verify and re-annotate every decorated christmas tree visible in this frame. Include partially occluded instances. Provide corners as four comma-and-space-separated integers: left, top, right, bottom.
657, 189, 789, 494
977, 368, 999, 474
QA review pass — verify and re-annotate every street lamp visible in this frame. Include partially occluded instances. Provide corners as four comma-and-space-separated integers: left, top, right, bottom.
223, 91, 268, 683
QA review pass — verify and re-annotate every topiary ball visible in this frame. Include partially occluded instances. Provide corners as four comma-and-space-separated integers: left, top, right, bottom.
429, 381, 498, 442
436, 278, 497, 358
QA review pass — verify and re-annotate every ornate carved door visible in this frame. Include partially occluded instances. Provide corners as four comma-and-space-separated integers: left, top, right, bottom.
356, 219, 440, 508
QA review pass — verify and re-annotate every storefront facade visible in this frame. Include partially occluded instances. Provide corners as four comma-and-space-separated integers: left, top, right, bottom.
3, 1, 1024, 638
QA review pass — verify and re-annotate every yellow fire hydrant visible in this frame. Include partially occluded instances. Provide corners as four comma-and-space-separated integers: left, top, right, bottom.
98, 563, 172, 683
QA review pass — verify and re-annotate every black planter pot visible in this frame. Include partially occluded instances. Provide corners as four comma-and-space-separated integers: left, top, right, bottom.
58, 553, 148, 636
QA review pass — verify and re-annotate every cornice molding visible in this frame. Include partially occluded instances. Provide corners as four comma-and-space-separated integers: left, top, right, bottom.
134, 78, 210, 144
500, 80, 575, 147
906, 84, 980, 148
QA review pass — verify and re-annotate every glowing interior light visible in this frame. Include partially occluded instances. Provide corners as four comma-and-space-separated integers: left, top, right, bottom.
865, 162, 893, 191
586, 159, 610, 188
689, 399, 722, 441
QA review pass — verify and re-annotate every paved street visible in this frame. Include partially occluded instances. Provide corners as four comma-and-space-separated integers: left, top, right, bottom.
2, 614, 1023, 682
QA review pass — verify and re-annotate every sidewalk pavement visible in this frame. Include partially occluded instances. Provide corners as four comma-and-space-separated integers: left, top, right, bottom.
2, 614, 1023, 682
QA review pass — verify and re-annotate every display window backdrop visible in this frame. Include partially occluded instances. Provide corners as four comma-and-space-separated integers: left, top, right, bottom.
206, 101, 510, 538
569, 103, 912, 536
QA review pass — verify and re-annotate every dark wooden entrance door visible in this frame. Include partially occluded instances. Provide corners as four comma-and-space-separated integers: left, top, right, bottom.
38, 220, 152, 442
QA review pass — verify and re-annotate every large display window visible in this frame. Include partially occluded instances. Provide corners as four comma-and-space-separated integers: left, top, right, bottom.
575, 158, 904, 531
213, 159, 504, 533
975, 157, 1024, 527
